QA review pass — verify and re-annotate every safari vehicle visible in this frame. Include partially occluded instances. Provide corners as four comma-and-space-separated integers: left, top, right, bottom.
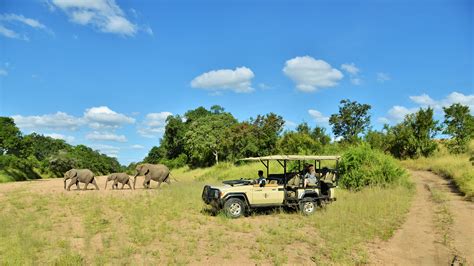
202, 155, 340, 218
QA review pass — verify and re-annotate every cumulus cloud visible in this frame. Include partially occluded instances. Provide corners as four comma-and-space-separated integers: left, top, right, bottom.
49, 0, 138, 36
191, 67, 255, 93
44, 133, 75, 143
380, 105, 418, 123
0, 13, 52, 40
410, 92, 474, 111
86, 131, 127, 142
84, 106, 135, 129
130, 144, 144, 149
283, 56, 343, 92
12, 112, 84, 131
308, 109, 329, 123
0, 68, 7, 76
378, 91, 474, 124
377, 72, 391, 82
138, 112, 173, 138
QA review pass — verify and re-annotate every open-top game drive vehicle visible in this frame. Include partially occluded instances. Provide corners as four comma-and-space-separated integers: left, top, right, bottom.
202, 155, 340, 218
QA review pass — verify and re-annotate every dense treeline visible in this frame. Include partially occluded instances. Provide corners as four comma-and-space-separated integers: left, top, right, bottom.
1, 99, 473, 182
141, 100, 474, 169
0, 117, 122, 182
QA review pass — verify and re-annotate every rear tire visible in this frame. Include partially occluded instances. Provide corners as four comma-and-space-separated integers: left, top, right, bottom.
224, 198, 245, 218
299, 199, 317, 215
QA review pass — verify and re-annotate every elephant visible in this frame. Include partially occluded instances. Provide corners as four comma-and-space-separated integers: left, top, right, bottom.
133, 163, 173, 189
105, 173, 133, 190
64, 169, 99, 191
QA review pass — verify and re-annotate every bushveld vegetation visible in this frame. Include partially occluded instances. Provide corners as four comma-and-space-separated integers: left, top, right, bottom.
1, 98, 472, 194
0, 117, 123, 183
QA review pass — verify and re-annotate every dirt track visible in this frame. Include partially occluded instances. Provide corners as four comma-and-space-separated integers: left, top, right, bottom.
0, 175, 156, 195
369, 170, 474, 265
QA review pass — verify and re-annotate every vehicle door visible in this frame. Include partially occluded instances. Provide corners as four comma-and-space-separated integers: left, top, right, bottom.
251, 184, 284, 205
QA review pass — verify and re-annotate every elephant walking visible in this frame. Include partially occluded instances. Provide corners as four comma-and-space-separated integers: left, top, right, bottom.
133, 163, 172, 189
64, 169, 99, 191
105, 173, 133, 190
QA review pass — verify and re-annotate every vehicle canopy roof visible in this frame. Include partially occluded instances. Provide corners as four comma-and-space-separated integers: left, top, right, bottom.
240, 155, 340, 161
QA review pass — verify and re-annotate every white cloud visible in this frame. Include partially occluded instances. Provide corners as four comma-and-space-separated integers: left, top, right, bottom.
380, 91, 474, 124
84, 106, 135, 129
340, 63, 359, 75
90, 144, 120, 157
377, 72, 391, 82
386, 105, 417, 122
130, 144, 144, 149
191, 67, 255, 93
0, 69, 7, 76
0, 24, 28, 40
138, 112, 173, 138
410, 92, 474, 111
0, 14, 52, 40
50, 0, 138, 36
44, 133, 75, 143
283, 56, 343, 92
12, 112, 84, 131
86, 131, 127, 142
341, 63, 362, 85
308, 109, 329, 123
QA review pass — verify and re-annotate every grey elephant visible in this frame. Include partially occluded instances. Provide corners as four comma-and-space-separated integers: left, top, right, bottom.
105, 173, 133, 190
64, 169, 100, 191
133, 163, 173, 189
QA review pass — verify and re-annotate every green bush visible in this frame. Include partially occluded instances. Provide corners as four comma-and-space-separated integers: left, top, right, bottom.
338, 144, 410, 190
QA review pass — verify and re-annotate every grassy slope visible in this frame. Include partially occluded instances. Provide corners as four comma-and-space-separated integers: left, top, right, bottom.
0, 162, 413, 265
401, 141, 474, 200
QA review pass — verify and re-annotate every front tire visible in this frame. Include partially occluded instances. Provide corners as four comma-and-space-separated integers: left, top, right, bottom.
224, 198, 245, 218
299, 199, 317, 215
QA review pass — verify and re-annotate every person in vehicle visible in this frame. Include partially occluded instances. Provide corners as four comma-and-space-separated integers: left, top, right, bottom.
255, 170, 266, 186
304, 164, 318, 187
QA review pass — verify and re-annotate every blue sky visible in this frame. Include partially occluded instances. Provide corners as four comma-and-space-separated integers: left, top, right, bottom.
0, 0, 472, 165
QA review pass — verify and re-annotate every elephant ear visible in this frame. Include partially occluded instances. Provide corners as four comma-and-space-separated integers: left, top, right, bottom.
71, 170, 78, 178
144, 166, 150, 175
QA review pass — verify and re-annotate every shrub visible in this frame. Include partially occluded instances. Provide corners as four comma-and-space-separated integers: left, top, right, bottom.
338, 144, 410, 190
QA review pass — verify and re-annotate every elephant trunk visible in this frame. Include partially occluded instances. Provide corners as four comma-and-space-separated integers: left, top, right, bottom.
133, 173, 139, 189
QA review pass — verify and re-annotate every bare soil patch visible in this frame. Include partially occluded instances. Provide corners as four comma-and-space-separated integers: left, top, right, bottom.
368, 170, 473, 265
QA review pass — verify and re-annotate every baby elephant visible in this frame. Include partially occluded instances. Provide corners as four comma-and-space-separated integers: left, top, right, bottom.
105, 173, 133, 190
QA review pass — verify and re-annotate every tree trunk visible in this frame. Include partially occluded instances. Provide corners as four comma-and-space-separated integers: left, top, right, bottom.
213, 151, 219, 165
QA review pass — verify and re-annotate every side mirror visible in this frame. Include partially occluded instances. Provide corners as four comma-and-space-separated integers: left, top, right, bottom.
259, 180, 266, 187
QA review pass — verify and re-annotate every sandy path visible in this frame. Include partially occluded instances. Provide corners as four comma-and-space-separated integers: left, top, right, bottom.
369, 170, 473, 265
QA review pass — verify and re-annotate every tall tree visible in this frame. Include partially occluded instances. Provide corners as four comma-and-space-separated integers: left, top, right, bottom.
443, 103, 474, 154
185, 113, 237, 166
161, 115, 186, 159
251, 113, 285, 155
0, 117, 23, 156
386, 107, 440, 159
329, 99, 371, 143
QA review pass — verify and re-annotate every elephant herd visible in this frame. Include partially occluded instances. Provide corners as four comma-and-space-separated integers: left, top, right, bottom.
63, 163, 173, 191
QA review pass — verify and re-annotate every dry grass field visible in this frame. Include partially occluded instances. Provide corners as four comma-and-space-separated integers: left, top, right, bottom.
0, 162, 414, 265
